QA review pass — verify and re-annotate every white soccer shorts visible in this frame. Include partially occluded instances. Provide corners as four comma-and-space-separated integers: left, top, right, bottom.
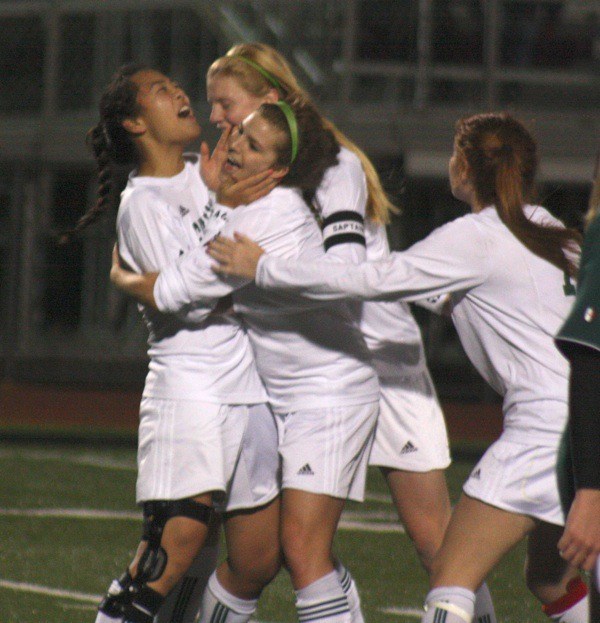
463, 436, 565, 526
136, 398, 279, 512
369, 370, 451, 472
275, 401, 379, 502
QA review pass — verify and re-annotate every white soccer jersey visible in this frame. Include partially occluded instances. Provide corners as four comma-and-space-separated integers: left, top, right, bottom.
154, 186, 379, 413
316, 147, 427, 380
117, 154, 266, 403
257, 205, 577, 442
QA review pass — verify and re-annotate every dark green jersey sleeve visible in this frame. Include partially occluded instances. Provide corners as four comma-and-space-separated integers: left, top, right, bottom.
556, 215, 600, 354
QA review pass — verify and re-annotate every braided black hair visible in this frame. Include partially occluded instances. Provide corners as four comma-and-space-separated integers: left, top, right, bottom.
59, 63, 149, 244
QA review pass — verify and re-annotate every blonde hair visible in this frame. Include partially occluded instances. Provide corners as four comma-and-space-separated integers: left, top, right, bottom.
208, 42, 398, 224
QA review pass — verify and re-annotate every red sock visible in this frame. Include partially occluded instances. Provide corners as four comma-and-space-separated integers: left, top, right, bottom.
542, 577, 588, 618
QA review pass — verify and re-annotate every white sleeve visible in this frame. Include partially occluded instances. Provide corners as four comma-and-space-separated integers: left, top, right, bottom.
316, 154, 367, 265
154, 248, 246, 313
118, 197, 182, 274
256, 216, 491, 302
154, 199, 302, 314
118, 194, 219, 322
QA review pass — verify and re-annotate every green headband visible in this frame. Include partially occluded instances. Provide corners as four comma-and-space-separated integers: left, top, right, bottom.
235, 56, 282, 92
233, 57, 297, 162
274, 100, 298, 164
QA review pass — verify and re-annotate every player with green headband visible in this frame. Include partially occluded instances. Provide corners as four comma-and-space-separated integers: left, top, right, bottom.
110, 95, 383, 623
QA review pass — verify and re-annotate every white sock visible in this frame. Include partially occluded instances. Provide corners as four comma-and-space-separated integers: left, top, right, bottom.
295, 570, 351, 623
95, 612, 122, 623
422, 586, 475, 623
155, 543, 219, 623
473, 582, 496, 623
197, 571, 258, 623
335, 561, 364, 623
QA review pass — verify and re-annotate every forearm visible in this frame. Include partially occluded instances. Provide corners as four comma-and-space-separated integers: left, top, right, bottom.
256, 252, 471, 303
568, 346, 600, 490
111, 266, 159, 309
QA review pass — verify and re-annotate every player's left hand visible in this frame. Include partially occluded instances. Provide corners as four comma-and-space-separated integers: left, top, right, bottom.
208, 233, 265, 279
558, 488, 600, 571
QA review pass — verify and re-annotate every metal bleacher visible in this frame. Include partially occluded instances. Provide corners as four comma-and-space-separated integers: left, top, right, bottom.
0, 0, 598, 398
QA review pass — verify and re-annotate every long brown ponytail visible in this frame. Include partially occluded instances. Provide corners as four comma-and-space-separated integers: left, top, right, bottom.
59, 63, 148, 244
455, 112, 582, 276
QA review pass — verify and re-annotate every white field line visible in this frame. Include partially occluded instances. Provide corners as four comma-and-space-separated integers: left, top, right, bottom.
0, 578, 100, 603
0, 507, 405, 532
338, 519, 404, 533
0, 450, 398, 501
63, 602, 99, 612
364, 492, 393, 504
0, 448, 136, 471
379, 606, 423, 619
0, 508, 140, 520
342, 510, 398, 521
0, 578, 421, 622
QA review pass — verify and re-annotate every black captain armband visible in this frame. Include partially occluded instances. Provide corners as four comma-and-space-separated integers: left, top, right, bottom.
322, 211, 366, 251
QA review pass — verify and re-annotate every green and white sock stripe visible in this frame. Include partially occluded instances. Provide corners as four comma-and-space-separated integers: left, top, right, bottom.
297, 596, 350, 622
209, 601, 231, 623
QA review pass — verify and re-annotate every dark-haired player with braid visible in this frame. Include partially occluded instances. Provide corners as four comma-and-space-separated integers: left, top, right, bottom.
79, 64, 282, 623
110, 95, 381, 623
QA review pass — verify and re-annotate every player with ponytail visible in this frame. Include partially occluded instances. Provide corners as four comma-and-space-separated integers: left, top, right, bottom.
208, 112, 588, 623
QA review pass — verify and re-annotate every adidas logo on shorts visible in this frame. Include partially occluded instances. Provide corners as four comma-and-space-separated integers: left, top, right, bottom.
400, 441, 418, 455
297, 463, 314, 476
179, 205, 190, 217
471, 468, 481, 480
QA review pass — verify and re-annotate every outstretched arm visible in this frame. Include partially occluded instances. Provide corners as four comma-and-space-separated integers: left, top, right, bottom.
210, 216, 489, 304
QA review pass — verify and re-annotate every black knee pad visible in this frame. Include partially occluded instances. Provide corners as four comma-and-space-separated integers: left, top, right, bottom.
137, 498, 215, 584
122, 584, 165, 623
98, 569, 134, 617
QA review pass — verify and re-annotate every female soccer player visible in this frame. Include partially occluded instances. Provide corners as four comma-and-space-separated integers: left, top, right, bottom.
208, 112, 590, 623
556, 167, 600, 621
70, 64, 282, 623
111, 97, 380, 623
203, 42, 502, 619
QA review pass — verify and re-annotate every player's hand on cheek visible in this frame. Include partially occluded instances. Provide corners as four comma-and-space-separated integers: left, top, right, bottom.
200, 126, 232, 192
208, 233, 265, 279
217, 169, 278, 208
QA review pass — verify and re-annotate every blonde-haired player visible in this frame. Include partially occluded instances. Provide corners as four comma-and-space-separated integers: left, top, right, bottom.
205, 42, 496, 622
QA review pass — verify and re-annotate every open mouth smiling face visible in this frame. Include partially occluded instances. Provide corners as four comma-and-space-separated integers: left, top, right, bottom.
221, 111, 286, 182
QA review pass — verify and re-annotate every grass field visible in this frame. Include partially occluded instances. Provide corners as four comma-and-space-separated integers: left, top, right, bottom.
0, 438, 550, 623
